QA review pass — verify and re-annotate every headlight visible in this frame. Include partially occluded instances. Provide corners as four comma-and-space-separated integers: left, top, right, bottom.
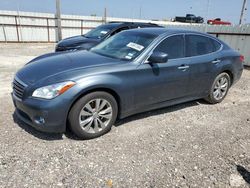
32, 81, 76, 99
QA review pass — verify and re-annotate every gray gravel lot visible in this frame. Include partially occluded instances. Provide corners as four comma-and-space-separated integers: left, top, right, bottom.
0, 43, 250, 188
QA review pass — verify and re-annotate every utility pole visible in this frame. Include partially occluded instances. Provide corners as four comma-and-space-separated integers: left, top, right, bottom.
239, 0, 247, 24
205, 0, 210, 33
56, 0, 62, 41
139, 6, 142, 19
104, 8, 107, 23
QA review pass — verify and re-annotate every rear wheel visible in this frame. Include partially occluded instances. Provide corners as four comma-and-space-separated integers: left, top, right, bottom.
205, 72, 231, 104
68, 91, 118, 139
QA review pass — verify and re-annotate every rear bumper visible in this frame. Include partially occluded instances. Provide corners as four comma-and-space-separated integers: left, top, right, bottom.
232, 65, 244, 86
12, 93, 68, 133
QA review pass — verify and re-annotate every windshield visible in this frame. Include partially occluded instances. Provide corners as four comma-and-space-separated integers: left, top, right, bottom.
90, 31, 157, 61
84, 25, 113, 39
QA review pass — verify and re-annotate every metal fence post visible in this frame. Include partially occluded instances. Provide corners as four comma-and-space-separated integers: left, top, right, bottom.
81, 20, 83, 35
14, 16, 20, 42
46, 18, 50, 42
1, 24, 7, 42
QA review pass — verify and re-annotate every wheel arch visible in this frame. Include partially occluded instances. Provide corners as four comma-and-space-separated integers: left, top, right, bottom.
66, 87, 122, 126
220, 69, 234, 86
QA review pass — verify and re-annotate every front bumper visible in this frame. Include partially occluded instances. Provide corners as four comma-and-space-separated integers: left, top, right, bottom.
12, 93, 68, 133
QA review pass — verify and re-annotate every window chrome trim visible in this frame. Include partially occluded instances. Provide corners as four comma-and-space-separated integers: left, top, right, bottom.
184, 33, 223, 57
141, 32, 223, 64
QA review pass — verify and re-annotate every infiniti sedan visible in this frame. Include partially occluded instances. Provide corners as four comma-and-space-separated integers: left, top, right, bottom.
55, 22, 162, 52
12, 28, 244, 139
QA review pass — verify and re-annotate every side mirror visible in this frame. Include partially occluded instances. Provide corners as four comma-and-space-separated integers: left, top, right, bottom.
148, 52, 168, 64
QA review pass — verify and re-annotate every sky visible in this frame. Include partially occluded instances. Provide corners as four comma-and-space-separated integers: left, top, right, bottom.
0, 0, 249, 24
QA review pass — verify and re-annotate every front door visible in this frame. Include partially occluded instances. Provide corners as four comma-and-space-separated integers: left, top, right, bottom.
134, 34, 190, 108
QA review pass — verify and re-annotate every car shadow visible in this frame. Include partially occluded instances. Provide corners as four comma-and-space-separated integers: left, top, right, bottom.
244, 65, 250, 70
115, 99, 206, 127
237, 165, 250, 184
12, 99, 208, 140
12, 112, 64, 141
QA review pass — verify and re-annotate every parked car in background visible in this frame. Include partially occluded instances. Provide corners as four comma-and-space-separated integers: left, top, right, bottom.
12, 28, 244, 139
55, 22, 163, 52
207, 18, 231, 25
173, 14, 204, 23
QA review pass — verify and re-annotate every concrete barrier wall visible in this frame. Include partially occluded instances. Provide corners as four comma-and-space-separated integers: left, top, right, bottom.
0, 10, 249, 65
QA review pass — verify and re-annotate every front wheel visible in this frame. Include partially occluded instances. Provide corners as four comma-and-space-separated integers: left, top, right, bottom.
68, 91, 118, 139
205, 73, 231, 104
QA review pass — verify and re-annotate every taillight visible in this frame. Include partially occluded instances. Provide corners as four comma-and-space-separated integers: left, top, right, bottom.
239, 55, 244, 63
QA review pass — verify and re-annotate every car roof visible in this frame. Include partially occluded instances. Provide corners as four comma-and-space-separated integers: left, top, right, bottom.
106, 21, 161, 27
98, 22, 124, 29
127, 27, 216, 38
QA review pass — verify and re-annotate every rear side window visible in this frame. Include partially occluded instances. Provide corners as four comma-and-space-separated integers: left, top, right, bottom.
185, 35, 221, 57
154, 35, 185, 59
211, 39, 222, 51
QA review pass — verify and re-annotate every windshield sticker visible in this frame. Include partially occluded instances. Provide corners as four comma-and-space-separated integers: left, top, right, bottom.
100, 30, 108, 34
126, 42, 144, 51
125, 55, 133, 59
125, 53, 134, 59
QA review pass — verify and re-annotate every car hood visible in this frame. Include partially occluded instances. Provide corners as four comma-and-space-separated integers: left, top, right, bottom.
16, 51, 120, 85
57, 35, 99, 48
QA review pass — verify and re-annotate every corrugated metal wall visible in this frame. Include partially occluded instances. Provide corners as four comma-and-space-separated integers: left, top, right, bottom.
0, 10, 249, 65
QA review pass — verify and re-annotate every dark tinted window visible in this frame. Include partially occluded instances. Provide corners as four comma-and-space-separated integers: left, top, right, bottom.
211, 39, 222, 51
185, 35, 220, 57
154, 35, 184, 59
110, 26, 129, 36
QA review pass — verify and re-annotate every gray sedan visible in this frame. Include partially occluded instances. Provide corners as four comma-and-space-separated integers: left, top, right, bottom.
12, 28, 244, 139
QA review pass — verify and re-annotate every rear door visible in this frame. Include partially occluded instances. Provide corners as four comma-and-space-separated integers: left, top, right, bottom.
185, 34, 222, 96
134, 34, 191, 108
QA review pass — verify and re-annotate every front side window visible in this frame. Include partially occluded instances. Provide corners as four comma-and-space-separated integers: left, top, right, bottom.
185, 35, 220, 57
90, 31, 157, 61
153, 35, 185, 59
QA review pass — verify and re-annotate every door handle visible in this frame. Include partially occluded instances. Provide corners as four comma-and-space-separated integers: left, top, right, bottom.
178, 65, 190, 70
212, 59, 221, 64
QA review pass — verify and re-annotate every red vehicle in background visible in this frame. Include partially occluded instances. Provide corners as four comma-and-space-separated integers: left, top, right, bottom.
207, 18, 231, 25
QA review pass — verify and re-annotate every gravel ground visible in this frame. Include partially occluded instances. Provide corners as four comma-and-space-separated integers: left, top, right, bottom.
0, 43, 250, 188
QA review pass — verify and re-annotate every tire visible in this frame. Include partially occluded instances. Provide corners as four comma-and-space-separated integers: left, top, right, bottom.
68, 91, 118, 139
205, 72, 231, 104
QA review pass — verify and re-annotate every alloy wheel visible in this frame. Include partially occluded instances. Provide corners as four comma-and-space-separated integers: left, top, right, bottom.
213, 76, 229, 100
78, 98, 113, 134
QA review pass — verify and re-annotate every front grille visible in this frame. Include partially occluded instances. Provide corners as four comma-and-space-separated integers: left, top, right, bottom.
13, 77, 27, 100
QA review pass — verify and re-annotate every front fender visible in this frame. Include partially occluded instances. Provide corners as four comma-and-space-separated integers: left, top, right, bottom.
68, 74, 135, 118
